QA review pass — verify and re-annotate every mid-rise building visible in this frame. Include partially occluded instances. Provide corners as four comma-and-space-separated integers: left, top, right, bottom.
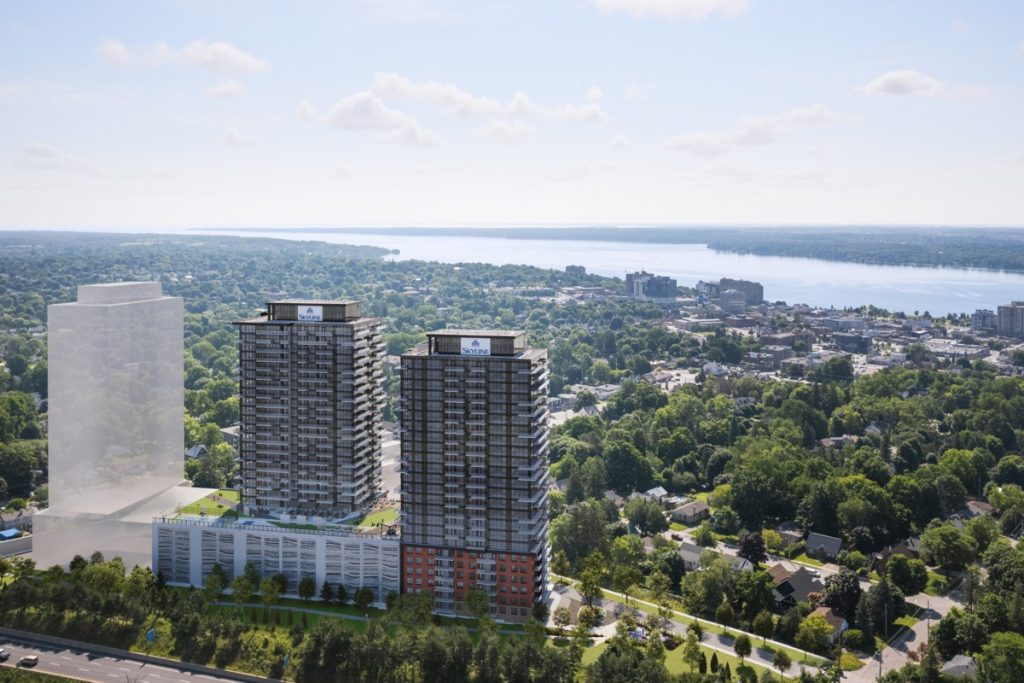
719, 278, 765, 305
35, 282, 188, 568
720, 289, 747, 315
997, 302, 1024, 339
565, 265, 586, 276
399, 330, 550, 620
235, 300, 383, 518
971, 309, 997, 334
626, 271, 678, 301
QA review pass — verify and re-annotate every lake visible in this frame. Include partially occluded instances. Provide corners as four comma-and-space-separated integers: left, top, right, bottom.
202, 229, 1024, 316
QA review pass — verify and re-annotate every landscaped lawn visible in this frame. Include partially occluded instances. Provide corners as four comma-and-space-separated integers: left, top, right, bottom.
925, 571, 949, 596
176, 492, 237, 519
580, 641, 608, 667
359, 508, 399, 527
669, 522, 687, 532
793, 553, 825, 567
664, 643, 767, 678
894, 614, 919, 629
218, 489, 241, 503
838, 652, 864, 670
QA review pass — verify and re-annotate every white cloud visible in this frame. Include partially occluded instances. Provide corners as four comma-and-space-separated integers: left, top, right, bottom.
223, 125, 250, 147
299, 92, 440, 146
369, 72, 608, 122
205, 80, 246, 99
591, 0, 749, 21
668, 104, 854, 157
624, 82, 652, 101
547, 161, 617, 182
479, 121, 535, 144
98, 39, 269, 75
181, 41, 269, 75
609, 133, 629, 150
858, 69, 989, 99
13, 143, 93, 173
586, 86, 604, 102
97, 39, 131, 65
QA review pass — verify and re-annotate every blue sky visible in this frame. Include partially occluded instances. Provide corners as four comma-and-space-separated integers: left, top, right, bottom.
1, 0, 1022, 228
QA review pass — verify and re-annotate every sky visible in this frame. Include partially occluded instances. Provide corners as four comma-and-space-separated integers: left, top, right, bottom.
1, 0, 1023, 229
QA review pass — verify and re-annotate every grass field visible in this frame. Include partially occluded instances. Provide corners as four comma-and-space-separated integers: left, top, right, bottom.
664, 643, 770, 678
925, 571, 949, 596
839, 652, 864, 670
358, 508, 399, 527
176, 492, 237, 519
793, 553, 825, 567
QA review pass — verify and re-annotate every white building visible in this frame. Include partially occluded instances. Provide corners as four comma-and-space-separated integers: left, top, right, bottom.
34, 282, 185, 568
153, 517, 400, 602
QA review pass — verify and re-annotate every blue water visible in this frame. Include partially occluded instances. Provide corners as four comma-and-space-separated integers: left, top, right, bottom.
201, 229, 1024, 316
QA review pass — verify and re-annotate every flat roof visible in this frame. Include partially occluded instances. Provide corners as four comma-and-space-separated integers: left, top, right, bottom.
267, 299, 361, 306
427, 329, 525, 337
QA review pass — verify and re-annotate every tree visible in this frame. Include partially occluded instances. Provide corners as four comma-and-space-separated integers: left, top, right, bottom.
693, 521, 717, 547
796, 612, 833, 653
553, 606, 572, 634
734, 633, 752, 665
203, 569, 226, 604
887, 555, 928, 596
738, 531, 768, 566
682, 629, 702, 672
716, 599, 734, 632
335, 583, 348, 606
466, 586, 491, 621
298, 576, 317, 602
354, 587, 374, 611
231, 574, 256, 612
773, 649, 792, 676
753, 610, 775, 645
977, 631, 1024, 683
319, 580, 334, 605
623, 497, 669, 536
260, 577, 281, 610
710, 651, 720, 673
822, 568, 863, 619
579, 568, 605, 608
920, 522, 976, 570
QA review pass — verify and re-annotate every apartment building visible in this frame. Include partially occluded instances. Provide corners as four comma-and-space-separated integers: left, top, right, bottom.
399, 330, 550, 620
235, 300, 383, 518
998, 302, 1024, 339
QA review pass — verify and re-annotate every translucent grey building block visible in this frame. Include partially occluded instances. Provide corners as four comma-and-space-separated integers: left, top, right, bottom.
33, 282, 185, 567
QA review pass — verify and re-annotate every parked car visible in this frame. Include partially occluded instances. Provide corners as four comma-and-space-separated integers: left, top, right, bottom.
0, 648, 10, 661
19, 655, 39, 667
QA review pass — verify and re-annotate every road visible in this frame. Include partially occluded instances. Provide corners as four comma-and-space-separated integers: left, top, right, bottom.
0, 633, 253, 683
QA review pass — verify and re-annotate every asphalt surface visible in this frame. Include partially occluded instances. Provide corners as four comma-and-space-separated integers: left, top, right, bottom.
0, 634, 254, 683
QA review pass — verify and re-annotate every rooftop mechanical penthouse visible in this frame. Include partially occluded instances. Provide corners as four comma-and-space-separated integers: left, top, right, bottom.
399, 330, 551, 620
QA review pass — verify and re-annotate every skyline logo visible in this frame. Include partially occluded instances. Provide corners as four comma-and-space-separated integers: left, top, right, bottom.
297, 305, 323, 322
460, 337, 491, 356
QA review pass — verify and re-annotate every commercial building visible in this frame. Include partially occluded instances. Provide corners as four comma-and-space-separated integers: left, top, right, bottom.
235, 300, 383, 518
997, 302, 1024, 338
626, 271, 678, 301
35, 282, 187, 568
399, 330, 550, 620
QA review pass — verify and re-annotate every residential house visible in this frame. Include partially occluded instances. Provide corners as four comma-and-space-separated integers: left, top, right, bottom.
644, 486, 670, 507
769, 564, 825, 611
870, 537, 921, 572
812, 606, 848, 644
806, 531, 843, 561
678, 542, 705, 571
939, 655, 977, 680
774, 522, 803, 549
671, 501, 711, 526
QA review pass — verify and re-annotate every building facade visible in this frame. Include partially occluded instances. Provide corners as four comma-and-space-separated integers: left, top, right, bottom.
719, 289, 747, 315
719, 278, 764, 305
153, 517, 400, 601
235, 300, 383, 518
626, 271, 678, 301
971, 309, 996, 334
35, 282, 185, 568
399, 330, 550, 620
997, 302, 1024, 338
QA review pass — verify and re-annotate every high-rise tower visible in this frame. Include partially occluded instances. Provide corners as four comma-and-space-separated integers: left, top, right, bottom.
36, 282, 184, 568
399, 330, 550, 620
235, 300, 383, 517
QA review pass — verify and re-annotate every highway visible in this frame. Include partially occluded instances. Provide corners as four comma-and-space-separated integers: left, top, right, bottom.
0, 632, 258, 683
